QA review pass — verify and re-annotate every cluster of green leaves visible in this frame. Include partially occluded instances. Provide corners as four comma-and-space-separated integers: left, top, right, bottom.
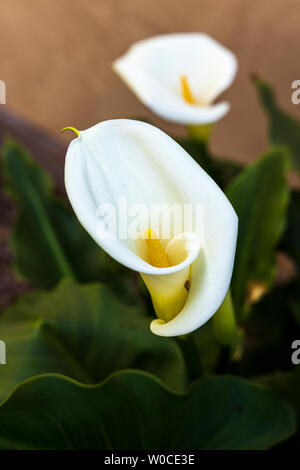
0, 77, 300, 449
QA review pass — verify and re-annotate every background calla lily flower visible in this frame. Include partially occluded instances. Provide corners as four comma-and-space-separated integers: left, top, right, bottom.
113, 33, 238, 125
64, 120, 238, 337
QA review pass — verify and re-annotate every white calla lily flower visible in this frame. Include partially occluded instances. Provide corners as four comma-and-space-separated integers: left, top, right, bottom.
113, 33, 238, 125
64, 120, 238, 337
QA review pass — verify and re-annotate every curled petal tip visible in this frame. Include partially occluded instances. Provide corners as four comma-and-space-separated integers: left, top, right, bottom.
150, 318, 166, 335
61, 126, 80, 138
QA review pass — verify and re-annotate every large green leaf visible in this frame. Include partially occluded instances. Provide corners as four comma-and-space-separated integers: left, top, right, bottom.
226, 147, 289, 316
253, 76, 300, 172
0, 279, 187, 398
0, 371, 295, 450
2, 140, 74, 286
1, 139, 137, 300
257, 367, 300, 416
256, 366, 300, 447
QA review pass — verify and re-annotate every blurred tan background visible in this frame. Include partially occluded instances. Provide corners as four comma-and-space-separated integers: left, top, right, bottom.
0, 0, 300, 164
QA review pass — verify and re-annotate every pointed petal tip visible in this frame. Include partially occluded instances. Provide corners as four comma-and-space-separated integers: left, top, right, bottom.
61, 127, 80, 138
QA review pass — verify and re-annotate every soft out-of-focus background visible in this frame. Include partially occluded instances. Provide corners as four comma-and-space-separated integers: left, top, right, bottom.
0, 0, 300, 164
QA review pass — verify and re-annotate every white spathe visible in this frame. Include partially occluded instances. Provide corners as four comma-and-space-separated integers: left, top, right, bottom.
64, 119, 238, 336
113, 33, 238, 125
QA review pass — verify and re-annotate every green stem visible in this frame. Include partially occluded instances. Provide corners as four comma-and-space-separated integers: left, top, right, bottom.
187, 123, 214, 144
176, 334, 202, 381
212, 289, 237, 347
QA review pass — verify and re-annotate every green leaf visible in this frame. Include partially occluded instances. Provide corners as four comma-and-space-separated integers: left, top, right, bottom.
253, 76, 300, 172
1, 139, 136, 299
256, 366, 300, 447
0, 371, 295, 450
0, 279, 187, 398
258, 367, 300, 417
226, 147, 290, 316
2, 140, 74, 286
